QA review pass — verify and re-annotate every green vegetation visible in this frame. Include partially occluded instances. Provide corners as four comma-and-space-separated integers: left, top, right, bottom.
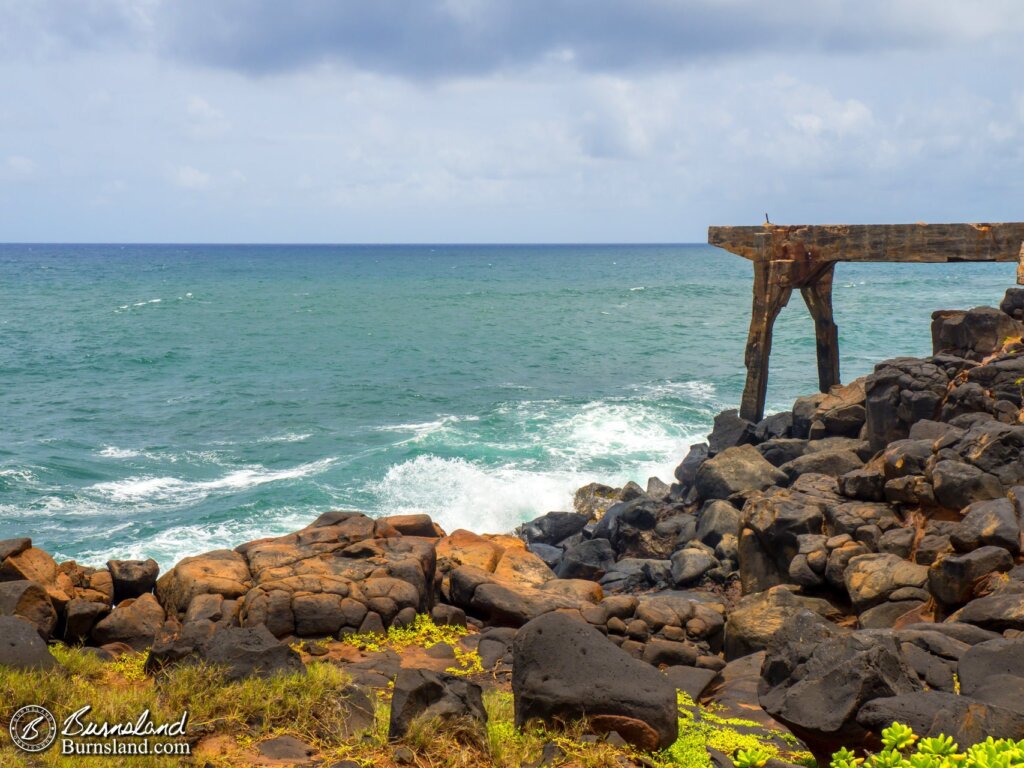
655, 692, 814, 768
337, 612, 469, 653
831, 724, 1024, 768
0, 647, 360, 768
0, 643, 815, 768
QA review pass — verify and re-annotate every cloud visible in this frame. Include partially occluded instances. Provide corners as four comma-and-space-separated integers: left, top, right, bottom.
171, 165, 211, 190
185, 96, 230, 138
3, 1, 1023, 80
1, 155, 35, 180
149, 1, 1024, 79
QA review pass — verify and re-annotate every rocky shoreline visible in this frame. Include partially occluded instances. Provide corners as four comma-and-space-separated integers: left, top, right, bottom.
3, 289, 1024, 766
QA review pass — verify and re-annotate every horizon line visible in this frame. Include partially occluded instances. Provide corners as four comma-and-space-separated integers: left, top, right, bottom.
0, 240, 711, 247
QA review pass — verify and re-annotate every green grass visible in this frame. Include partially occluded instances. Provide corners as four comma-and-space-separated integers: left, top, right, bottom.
1, 640, 816, 768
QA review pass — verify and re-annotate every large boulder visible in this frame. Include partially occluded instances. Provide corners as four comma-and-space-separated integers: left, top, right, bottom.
89, 593, 165, 650
759, 611, 921, 765
199, 624, 304, 681
696, 501, 741, 548
388, 668, 487, 739
108, 559, 159, 603
931, 306, 1024, 361
556, 539, 615, 581
928, 547, 1014, 606
950, 499, 1021, 555
857, 691, 1024, 745
0, 580, 57, 639
725, 587, 842, 660
931, 460, 1003, 510
695, 445, 787, 502
738, 476, 834, 593
948, 593, 1024, 632
957, 637, 1024, 713
0, 616, 60, 671
513, 612, 678, 750
864, 358, 950, 452
707, 409, 755, 455
157, 550, 252, 615
520, 512, 589, 547
844, 554, 928, 612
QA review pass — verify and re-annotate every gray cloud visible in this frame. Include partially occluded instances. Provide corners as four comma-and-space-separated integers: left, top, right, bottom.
4, 1, 1022, 78
0, 1, 1021, 242
151, 0, 1024, 77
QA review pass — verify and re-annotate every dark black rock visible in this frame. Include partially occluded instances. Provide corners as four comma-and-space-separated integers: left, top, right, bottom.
520, 512, 590, 547
864, 357, 950, 452
0, 616, 60, 671
1000, 288, 1024, 320
107, 558, 159, 603
199, 624, 304, 681
64, 598, 110, 643
758, 611, 920, 765
857, 691, 1024, 745
556, 539, 615, 581
931, 306, 1024, 362
663, 665, 717, 701
675, 443, 709, 486
512, 612, 678, 750
0, 580, 57, 639
951, 499, 1021, 554
388, 667, 487, 739
928, 547, 1014, 606
696, 501, 741, 548
708, 409, 755, 456
430, 604, 467, 627
695, 445, 787, 501
527, 543, 563, 569
931, 460, 1003, 510
958, 637, 1024, 712
257, 735, 315, 760
949, 593, 1024, 632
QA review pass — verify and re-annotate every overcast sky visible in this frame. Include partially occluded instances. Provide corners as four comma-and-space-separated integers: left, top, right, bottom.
1, 1, 1022, 243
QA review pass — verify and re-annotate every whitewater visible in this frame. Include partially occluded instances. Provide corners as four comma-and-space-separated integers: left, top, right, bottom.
0, 243, 1015, 568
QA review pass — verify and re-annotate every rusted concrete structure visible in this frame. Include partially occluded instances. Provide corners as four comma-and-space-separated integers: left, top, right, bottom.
708, 223, 1024, 423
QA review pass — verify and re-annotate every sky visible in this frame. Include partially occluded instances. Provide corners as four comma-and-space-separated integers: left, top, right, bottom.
0, 1, 1022, 243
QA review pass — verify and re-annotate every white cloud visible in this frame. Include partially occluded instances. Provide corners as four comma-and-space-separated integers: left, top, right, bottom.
171, 165, 211, 190
185, 96, 230, 139
2, 155, 35, 180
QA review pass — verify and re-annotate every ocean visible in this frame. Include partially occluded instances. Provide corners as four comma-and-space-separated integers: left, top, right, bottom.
0, 244, 1016, 569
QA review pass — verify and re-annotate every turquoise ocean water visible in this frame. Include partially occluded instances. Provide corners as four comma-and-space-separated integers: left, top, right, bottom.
0, 244, 1016, 569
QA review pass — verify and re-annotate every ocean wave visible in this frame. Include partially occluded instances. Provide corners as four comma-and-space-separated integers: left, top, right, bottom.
0, 467, 36, 484
87, 458, 336, 505
372, 448, 686, 538
256, 432, 313, 443
98, 446, 142, 459
67, 508, 317, 569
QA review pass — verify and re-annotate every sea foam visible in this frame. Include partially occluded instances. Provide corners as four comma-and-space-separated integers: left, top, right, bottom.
88, 458, 335, 505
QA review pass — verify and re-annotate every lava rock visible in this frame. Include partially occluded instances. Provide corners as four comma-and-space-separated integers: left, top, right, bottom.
857, 691, 1024, 745
90, 593, 165, 650
758, 611, 921, 765
107, 559, 159, 603
0, 615, 60, 671
199, 624, 304, 681
513, 612, 678, 750
928, 547, 1014, 606
951, 499, 1021, 555
389, 667, 487, 739
556, 539, 615, 581
0, 580, 57, 639
695, 445, 787, 502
